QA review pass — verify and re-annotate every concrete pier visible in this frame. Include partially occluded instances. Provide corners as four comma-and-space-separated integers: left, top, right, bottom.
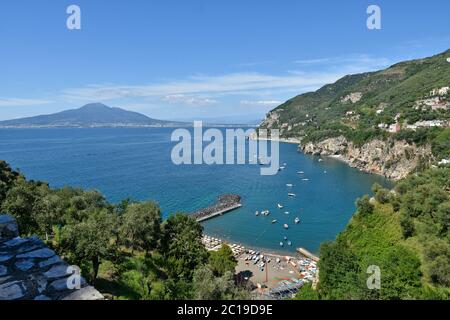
195, 203, 242, 222
191, 194, 242, 222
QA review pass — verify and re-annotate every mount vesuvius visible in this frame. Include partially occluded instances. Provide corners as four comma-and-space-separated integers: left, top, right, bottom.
0, 103, 187, 128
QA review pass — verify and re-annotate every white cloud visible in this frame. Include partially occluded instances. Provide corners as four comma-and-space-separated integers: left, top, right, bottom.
240, 100, 282, 107
294, 54, 391, 71
294, 58, 334, 65
0, 98, 53, 107
162, 94, 218, 106
62, 54, 392, 104
62, 71, 342, 102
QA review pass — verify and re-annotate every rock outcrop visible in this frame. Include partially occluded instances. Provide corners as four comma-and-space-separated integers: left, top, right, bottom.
301, 136, 432, 180
0, 214, 103, 300
341, 92, 363, 103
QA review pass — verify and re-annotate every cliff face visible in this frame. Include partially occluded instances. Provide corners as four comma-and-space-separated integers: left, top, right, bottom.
301, 136, 432, 180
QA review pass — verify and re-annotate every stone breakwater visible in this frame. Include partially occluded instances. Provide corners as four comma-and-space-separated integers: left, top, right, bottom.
191, 194, 242, 222
300, 136, 432, 180
0, 214, 103, 300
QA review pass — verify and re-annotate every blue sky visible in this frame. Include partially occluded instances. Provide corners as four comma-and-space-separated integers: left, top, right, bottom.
1, 0, 449, 123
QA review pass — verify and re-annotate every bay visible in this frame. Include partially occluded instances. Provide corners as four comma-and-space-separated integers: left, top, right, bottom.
0, 128, 392, 254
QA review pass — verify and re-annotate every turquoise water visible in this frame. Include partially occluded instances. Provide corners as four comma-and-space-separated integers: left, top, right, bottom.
0, 128, 392, 254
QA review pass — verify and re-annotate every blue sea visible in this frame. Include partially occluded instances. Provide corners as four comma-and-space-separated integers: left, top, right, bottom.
0, 128, 392, 254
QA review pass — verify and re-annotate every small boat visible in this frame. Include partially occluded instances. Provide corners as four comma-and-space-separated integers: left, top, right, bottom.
286, 183, 293, 187
302, 178, 309, 181
279, 166, 285, 170
294, 217, 300, 224
279, 242, 284, 247
261, 210, 270, 216
271, 219, 278, 224
297, 171, 304, 174
284, 224, 289, 229
288, 193, 296, 197
318, 159, 323, 162
287, 241, 292, 246
284, 236, 288, 241
255, 211, 260, 216
277, 203, 284, 209
284, 211, 290, 215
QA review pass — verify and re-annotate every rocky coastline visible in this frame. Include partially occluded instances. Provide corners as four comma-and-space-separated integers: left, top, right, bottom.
299, 136, 432, 181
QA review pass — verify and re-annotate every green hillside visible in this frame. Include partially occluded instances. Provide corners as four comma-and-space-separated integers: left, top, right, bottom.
296, 167, 450, 300
274, 49, 450, 300
261, 49, 450, 158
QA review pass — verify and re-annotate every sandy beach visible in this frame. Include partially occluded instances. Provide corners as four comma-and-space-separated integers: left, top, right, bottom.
202, 235, 318, 297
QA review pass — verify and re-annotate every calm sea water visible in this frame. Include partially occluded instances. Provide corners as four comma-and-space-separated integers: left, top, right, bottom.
0, 128, 392, 254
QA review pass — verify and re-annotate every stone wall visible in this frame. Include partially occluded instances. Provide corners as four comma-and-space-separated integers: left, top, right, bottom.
0, 214, 103, 300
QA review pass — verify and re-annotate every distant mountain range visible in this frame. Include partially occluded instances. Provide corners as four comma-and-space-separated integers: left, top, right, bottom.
0, 103, 188, 128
